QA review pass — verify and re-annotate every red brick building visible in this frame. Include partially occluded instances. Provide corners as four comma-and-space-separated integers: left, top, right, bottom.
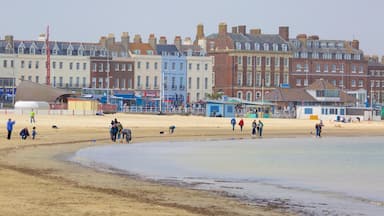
290, 35, 368, 106
367, 55, 384, 106
205, 23, 292, 101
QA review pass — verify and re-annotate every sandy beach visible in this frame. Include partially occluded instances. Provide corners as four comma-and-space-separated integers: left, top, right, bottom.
0, 113, 383, 216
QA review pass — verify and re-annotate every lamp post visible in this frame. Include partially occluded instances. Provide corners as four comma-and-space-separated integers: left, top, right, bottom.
106, 50, 110, 104
12, 41, 16, 106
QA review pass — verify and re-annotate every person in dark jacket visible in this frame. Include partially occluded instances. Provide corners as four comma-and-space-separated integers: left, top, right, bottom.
20, 127, 30, 140
6, 118, 16, 140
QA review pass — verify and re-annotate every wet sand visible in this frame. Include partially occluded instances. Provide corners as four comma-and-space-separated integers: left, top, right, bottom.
0, 113, 383, 216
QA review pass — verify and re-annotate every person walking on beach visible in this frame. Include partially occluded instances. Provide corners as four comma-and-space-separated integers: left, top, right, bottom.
6, 118, 16, 140
230, 118, 236, 131
30, 109, 36, 124
32, 126, 37, 140
251, 120, 257, 136
238, 119, 244, 132
315, 122, 322, 137
258, 120, 264, 137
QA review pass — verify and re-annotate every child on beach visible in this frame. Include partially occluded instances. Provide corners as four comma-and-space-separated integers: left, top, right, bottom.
32, 126, 37, 139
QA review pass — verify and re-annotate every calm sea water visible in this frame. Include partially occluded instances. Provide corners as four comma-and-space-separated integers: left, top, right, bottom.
71, 137, 384, 216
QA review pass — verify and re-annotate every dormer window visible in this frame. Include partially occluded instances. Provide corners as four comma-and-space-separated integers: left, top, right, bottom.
67, 46, 73, 56
245, 42, 251, 50
18, 43, 25, 54
235, 42, 242, 50
30, 44, 36, 55
90, 48, 96, 56
263, 43, 269, 51
147, 50, 153, 55
282, 44, 288, 52
254, 43, 260, 51
78, 49, 83, 56
272, 43, 278, 51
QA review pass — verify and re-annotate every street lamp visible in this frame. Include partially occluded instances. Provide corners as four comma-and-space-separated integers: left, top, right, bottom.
106, 50, 110, 104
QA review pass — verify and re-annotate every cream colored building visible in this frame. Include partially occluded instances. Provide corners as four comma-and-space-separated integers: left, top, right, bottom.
186, 55, 214, 103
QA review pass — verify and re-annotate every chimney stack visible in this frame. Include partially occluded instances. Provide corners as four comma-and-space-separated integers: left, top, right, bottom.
308, 35, 319, 40
218, 22, 227, 35
159, 36, 167, 45
148, 33, 157, 49
133, 34, 142, 43
249, 29, 261, 36
99, 36, 107, 47
174, 36, 182, 50
238, 25, 246, 35
278, 26, 289, 41
232, 26, 238, 34
296, 34, 307, 40
106, 33, 115, 48
121, 32, 130, 51
351, 40, 359, 50
5, 35, 14, 47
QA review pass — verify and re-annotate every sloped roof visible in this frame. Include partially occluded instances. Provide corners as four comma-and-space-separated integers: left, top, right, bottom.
15, 80, 74, 103
264, 88, 316, 102
129, 43, 155, 55
306, 79, 338, 90
265, 79, 356, 104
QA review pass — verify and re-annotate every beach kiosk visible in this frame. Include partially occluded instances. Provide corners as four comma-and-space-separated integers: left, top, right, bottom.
205, 100, 236, 118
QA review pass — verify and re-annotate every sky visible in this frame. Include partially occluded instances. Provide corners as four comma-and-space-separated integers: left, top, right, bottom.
1, 0, 383, 55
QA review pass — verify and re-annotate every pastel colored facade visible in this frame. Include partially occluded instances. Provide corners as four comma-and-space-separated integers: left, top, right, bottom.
186, 55, 214, 103
205, 23, 292, 101
290, 35, 368, 106
129, 37, 161, 98
157, 44, 187, 107
0, 35, 113, 91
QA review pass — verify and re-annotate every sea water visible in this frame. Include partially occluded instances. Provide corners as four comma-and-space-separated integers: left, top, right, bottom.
71, 137, 384, 216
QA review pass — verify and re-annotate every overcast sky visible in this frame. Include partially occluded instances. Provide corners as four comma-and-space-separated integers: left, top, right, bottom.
1, 0, 383, 55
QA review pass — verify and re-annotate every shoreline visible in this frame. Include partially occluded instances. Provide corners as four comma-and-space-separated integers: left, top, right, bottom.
0, 114, 383, 215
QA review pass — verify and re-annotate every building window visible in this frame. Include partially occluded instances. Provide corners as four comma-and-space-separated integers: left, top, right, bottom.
274, 73, 280, 87
237, 72, 242, 86
265, 72, 271, 87
256, 57, 261, 66
137, 75, 141, 87
35, 76, 39, 83
324, 64, 328, 73
83, 63, 87, 70
205, 63, 208, 70
358, 80, 363, 87
188, 77, 192, 89
69, 77, 73, 87
188, 63, 192, 70
196, 77, 200, 89
245, 92, 251, 101
352, 65, 356, 73
331, 64, 336, 73
145, 76, 149, 88
180, 63, 184, 70
275, 57, 280, 66
263, 43, 269, 51
172, 62, 175, 70
121, 64, 126, 71
245, 43, 251, 50
340, 64, 344, 73
237, 91, 243, 99
76, 62, 80, 70
197, 63, 200, 70
98, 63, 103, 72
316, 63, 320, 72
256, 72, 261, 87
296, 64, 301, 72
254, 43, 260, 50
196, 92, 200, 101
164, 62, 167, 70
359, 65, 364, 73
59, 62, 63, 69
137, 61, 141, 69
284, 58, 289, 67
204, 77, 208, 89
75, 77, 80, 87
265, 57, 270, 66
236, 42, 241, 50
296, 79, 301, 86
154, 76, 158, 88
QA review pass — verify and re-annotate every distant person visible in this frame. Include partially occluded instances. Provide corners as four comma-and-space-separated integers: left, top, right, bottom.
32, 126, 37, 140
315, 123, 320, 137
169, 125, 176, 134
6, 118, 16, 140
251, 120, 257, 136
19, 127, 30, 140
238, 119, 244, 132
30, 109, 35, 124
258, 120, 264, 137
230, 118, 236, 131
109, 123, 118, 142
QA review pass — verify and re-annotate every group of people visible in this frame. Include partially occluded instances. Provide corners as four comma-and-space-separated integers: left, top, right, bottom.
6, 117, 37, 140
314, 120, 324, 138
230, 118, 264, 137
109, 118, 132, 143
